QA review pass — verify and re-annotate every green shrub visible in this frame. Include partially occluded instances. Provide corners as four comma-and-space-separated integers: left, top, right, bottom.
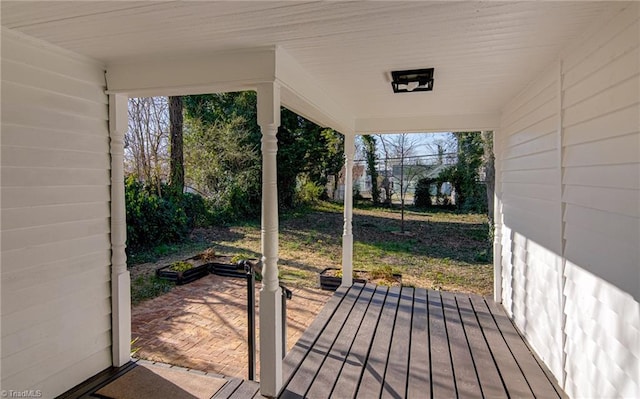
414, 178, 434, 208
125, 176, 189, 250
125, 176, 216, 251
181, 192, 211, 228
206, 179, 261, 224
439, 132, 488, 213
295, 178, 324, 205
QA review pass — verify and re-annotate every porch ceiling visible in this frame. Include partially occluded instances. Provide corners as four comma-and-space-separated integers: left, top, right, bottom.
1, 1, 624, 133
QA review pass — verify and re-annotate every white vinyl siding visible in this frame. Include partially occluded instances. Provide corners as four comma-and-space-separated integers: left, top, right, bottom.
499, 64, 564, 380
1, 30, 112, 397
560, 4, 639, 397
498, 3, 640, 398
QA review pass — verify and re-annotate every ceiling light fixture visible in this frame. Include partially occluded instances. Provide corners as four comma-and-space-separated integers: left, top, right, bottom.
391, 68, 434, 93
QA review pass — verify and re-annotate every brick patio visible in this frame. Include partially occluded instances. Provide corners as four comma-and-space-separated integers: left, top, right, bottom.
131, 274, 332, 379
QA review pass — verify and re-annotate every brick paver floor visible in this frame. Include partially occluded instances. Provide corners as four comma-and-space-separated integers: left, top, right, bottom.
131, 274, 332, 379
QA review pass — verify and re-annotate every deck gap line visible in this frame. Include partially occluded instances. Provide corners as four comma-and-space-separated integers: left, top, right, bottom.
229, 382, 241, 397
301, 284, 366, 398
378, 287, 403, 399
469, 296, 510, 398
404, 288, 416, 399
427, 289, 433, 399
280, 284, 353, 390
441, 292, 459, 399
327, 284, 379, 399
353, 286, 390, 399
455, 295, 485, 399
483, 297, 537, 397
512, 313, 564, 398
487, 299, 564, 399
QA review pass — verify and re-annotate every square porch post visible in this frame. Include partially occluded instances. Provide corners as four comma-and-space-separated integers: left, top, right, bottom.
109, 93, 131, 366
257, 83, 283, 397
341, 133, 355, 287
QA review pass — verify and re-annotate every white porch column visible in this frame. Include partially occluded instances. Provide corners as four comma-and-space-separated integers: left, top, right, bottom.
492, 130, 503, 303
109, 93, 131, 366
341, 133, 356, 287
257, 83, 283, 397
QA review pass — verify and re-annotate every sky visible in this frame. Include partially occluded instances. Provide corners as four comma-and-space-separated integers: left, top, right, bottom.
356, 132, 455, 160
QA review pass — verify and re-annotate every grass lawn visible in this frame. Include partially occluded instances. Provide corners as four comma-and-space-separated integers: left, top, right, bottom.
129, 201, 493, 304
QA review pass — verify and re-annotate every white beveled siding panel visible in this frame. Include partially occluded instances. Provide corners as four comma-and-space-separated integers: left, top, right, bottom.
0, 30, 112, 397
500, 224, 514, 314
498, 63, 564, 379
560, 3, 640, 397
563, 263, 640, 399
499, 3, 640, 398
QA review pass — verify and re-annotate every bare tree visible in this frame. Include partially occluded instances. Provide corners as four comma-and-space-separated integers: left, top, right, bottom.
169, 96, 184, 196
391, 134, 420, 233
125, 97, 169, 194
377, 134, 394, 206
380, 133, 421, 233
425, 134, 457, 165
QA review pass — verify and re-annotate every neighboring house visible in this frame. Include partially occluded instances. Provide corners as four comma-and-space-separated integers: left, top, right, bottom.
1, 2, 638, 398
388, 163, 450, 199
419, 164, 454, 198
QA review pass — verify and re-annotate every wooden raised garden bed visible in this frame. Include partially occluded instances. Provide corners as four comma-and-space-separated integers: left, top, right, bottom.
319, 267, 402, 291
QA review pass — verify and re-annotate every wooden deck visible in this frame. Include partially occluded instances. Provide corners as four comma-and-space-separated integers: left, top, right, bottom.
59, 283, 565, 399
280, 283, 565, 399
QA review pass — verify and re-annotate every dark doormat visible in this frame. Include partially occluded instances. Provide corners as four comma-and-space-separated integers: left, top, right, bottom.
94, 363, 227, 399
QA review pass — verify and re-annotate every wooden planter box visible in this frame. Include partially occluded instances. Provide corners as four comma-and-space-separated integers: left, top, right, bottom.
319, 267, 402, 291
156, 256, 212, 285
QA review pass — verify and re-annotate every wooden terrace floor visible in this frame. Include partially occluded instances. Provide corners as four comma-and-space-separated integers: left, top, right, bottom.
279, 283, 565, 399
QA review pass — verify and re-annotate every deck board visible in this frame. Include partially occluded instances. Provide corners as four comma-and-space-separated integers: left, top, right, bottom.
470, 295, 534, 398
355, 286, 400, 398
281, 284, 364, 398
441, 291, 482, 398
331, 285, 387, 398
305, 284, 376, 398
212, 378, 243, 398
279, 284, 565, 399
281, 285, 349, 388
406, 288, 430, 399
428, 290, 457, 399
226, 380, 260, 398
484, 298, 563, 398
380, 286, 413, 399
456, 294, 508, 398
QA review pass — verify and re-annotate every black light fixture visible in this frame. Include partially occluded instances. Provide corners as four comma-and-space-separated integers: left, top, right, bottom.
391, 68, 434, 93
